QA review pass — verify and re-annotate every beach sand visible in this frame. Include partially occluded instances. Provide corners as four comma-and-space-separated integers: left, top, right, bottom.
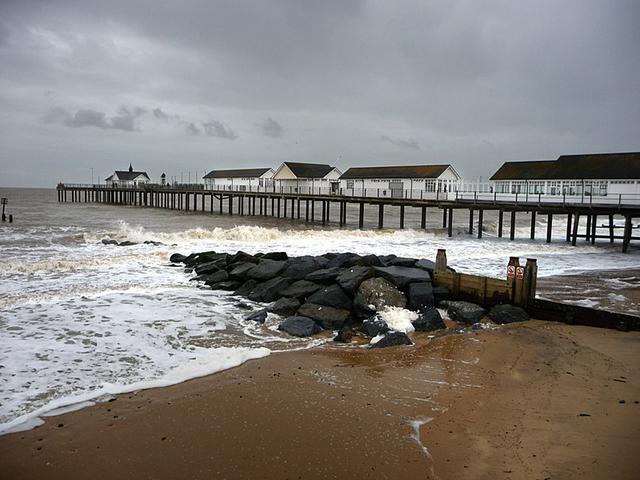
1, 321, 638, 480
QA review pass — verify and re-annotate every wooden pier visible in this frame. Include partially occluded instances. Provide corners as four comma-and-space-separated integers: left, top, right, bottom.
56, 184, 640, 252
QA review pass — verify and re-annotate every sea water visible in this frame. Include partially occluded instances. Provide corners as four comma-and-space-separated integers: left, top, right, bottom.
1, 187, 639, 433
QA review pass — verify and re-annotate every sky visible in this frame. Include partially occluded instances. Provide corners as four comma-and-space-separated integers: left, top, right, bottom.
0, 0, 639, 187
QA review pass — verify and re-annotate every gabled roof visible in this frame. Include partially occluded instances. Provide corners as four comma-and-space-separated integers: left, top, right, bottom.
106, 170, 150, 181
281, 162, 336, 178
490, 152, 640, 181
340, 164, 453, 180
203, 168, 273, 179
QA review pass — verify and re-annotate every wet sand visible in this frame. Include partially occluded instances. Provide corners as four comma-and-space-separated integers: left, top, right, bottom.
1, 321, 639, 480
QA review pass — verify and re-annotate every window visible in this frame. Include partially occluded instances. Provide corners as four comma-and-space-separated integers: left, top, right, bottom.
346, 180, 354, 189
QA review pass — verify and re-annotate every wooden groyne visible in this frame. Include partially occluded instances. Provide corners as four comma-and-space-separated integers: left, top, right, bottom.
56, 184, 640, 252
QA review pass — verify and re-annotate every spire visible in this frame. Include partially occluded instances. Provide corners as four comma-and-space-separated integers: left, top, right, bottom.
129, 163, 133, 173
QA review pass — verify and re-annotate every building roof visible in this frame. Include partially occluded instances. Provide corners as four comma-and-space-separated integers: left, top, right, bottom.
203, 168, 272, 179
490, 153, 640, 181
106, 170, 150, 181
281, 162, 336, 178
340, 164, 452, 180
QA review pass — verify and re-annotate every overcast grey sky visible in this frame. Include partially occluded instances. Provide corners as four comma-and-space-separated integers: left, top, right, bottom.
1, 0, 638, 187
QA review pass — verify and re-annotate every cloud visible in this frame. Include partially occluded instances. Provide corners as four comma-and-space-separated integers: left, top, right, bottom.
43, 105, 145, 131
185, 122, 201, 136
261, 117, 284, 138
203, 120, 237, 140
380, 135, 421, 151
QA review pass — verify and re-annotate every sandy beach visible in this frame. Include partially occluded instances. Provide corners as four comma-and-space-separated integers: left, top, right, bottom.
1, 320, 638, 480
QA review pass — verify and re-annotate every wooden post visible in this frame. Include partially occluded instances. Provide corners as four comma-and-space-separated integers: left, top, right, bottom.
447, 209, 453, 237
297, 198, 301, 219
378, 204, 384, 229
591, 214, 597, 245
400, 205, 405, 229
571, 214, 580, 246
442, 208, 447, 228
622, 215, 632, 253
283, 197, 287, 218
546, 214, 553, 243
359, 202, 365, 229
311, 200, 315, 222
421, 206, 426, 229
305, 200, 310, 222
277, 197, 281, 218
609, 214, 615, 243
566, 213, 572, 242
507, 256, 520, 304
510, 211, 516, 240
477, 209, 484, 239
322, 201, 327, 226
228, 195, 233, 215
339, 202, 345, 226
435, 249, 447, 272
530, 211, 536, 239
468, 209, 474, 235
326, 201, 330, 222
523, 258, 538, 307
271, 197, 275, 216
498, 210, 504, 238
585, 215, 592, 242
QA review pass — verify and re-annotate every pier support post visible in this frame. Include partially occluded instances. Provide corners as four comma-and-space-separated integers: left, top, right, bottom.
468, 209, 474, 235
622, 215, 632, 253
228, 195, 233, 215
305, 200, 309, 222
477, 209, 484, 239
378, 204, 384, 229
400, 205, 405, 229
339, 202, 345, 226
530, 211, 536, 239
609, 214, 615, 243
447, 209, 453, 237
498, 210, 504, 238
566, 213, 572, 242
510, 211, 516, 241
546, 214, 553, 243
421, 206, 426, 229
297, 199, 301, 219
283, 197, 287, 218
585, 215, 592, 242
571, 214, 580, 246
591, 214, 597, 245
277, 198, 281, 218
322, 201, 327, 226
442, 209, 447, 228
359, 202, 365, 229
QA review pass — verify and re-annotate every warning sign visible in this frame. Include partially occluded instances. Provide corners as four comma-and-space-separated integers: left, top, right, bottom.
516, 266, 525, 280
507, 265, 516, 278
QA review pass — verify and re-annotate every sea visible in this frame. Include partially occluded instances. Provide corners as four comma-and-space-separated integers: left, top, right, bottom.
1, 187, 639, 434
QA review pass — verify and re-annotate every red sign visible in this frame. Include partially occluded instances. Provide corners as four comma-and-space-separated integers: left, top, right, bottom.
516, 266, 525, 280
507, 265, 516, 278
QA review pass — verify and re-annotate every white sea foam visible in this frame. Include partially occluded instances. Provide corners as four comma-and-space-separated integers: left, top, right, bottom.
378, 307, 418, 333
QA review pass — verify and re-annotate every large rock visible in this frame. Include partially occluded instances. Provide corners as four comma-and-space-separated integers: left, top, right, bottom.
374, 266, 431, 289
333, 326, 354, 343
325, 252, 357, 269
169, 253, 187, 263
353, 277, 407, 319
202, 270, 229, 285
407, 282, 434, 310
352, 254, 384, 267
282, 257, 322, 280
383, 257, 417, 267
305, 267, 343, 284
440, 300, 486, 324
248, 277, 291, 303
279, 280, 322, 300
246, 260, 287, 281
307, 284, 353, 310
210, 280, 242, 291
278, 316, 322, 337
336, 266, 374, 295
190, 251, 227, 267
228, 262, 256, 279
267, 297, 301, 317
412, 306, 446, 331
297, 303, 350, 330
262, 252, 288, 261
489, 304, 530, 324
360, 317, 390, 337
227, 251, 259, 265
245, 309, 268, 323
370, 331, 413, 348
414, 259, 436, 273
234, 279, 258, 297
194, 260, 222, 275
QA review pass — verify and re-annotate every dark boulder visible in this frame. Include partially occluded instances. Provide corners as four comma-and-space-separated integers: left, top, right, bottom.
267, 297, 301, 317
228, 262, 256, 279
325, 252, 357, 269
227, 251, 258, 265
248, 277, 291, 303
195, 260, 222, 275
383, 257, 417, 267
336, 266, 374, 295
415, 259, 436, 273
210, 280, 242, 291
245, 309, 268, 323
374, 266, 431, 289
433, 286, 450, 304
279, 280, 322, 300
202, 270, 229, 285
234, 279, 258, 297
305, 267, 343, 284
169, 253, 187, 263
370, 331, 413, 348
489, 304, 530, 324
282, 257, 322, 280
278, 316, 322, 337
333, 326, 354, 343
440, 300, 486, 324
412, 306, 446, 332
192, 251, 227, 266
102, 239, 119, 246
352, 254, 384, 267
407, 282, 435, 310
262, 252, 288, 261
306, 284, 353, 311
118, 241, 137, 247
297, 303, 350, 330
183, 252, 206, 267
360, 317, 390, 337
353, 278, 407, 319
246, 260, 287, 281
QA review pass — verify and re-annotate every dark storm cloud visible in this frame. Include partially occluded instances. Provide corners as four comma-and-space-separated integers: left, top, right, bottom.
380, 135, 421, 151
261, 118, 284, 138
1, 0, 639, 186
203, 120, 237, 140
